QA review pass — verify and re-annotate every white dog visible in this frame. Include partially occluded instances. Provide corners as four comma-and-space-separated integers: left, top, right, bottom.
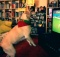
0, 12, 36, 57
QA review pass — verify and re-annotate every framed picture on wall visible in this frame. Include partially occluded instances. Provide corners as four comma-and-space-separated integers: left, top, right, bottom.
26, 0, 34, 6
48, 0, 58, 7
58, 0, 60, 7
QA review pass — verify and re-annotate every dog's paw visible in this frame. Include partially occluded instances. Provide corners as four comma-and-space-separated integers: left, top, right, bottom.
33, 44, 36, 47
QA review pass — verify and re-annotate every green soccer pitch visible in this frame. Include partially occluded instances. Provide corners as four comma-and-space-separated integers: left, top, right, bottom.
52, 17, 60, 33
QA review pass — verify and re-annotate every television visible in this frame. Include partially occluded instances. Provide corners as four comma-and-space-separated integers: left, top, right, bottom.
52, 8, 60, 34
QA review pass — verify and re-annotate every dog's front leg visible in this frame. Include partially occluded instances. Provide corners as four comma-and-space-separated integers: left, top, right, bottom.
26, 38, 32, 46
26, 37, 36, 46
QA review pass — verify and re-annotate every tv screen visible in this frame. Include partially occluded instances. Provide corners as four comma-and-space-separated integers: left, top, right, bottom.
52, 8, 60, 33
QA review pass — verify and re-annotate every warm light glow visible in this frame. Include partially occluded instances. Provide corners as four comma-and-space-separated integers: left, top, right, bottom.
26, 0, 34, 6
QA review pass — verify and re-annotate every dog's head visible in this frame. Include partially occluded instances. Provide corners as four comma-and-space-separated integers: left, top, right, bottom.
20, 9, 30, 21
20, 12, 28, 20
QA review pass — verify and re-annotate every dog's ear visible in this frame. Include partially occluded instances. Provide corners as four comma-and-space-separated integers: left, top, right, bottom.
25, 11, 30, 19
24, 6, 31, 19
